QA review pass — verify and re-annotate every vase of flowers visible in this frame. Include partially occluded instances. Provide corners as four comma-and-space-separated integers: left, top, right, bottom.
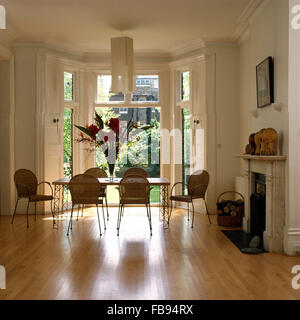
75, 111, 152, 178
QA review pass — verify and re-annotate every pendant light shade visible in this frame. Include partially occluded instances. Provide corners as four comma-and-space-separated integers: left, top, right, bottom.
111, 36, 136, 94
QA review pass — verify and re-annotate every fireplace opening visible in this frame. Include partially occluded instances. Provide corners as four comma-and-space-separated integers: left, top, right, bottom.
250, 173, 266, 241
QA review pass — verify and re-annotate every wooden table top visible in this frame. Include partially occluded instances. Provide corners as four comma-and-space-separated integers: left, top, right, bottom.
53, 177, 170, 186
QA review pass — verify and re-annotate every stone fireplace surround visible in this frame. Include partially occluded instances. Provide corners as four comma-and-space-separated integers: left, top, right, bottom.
235, 155, 286, 253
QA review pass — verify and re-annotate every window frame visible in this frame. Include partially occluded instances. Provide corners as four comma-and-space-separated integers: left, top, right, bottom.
64, 69, 79, 107
176, 69, 192, 109
180, 70, 191, 103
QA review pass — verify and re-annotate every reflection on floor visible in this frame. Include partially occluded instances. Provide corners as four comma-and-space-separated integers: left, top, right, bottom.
0, 207, 299, 300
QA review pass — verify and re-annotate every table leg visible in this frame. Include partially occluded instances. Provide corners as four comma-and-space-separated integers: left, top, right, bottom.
160, 185, 169, 227
62, 185, 69, 213
54, 185, 62, 219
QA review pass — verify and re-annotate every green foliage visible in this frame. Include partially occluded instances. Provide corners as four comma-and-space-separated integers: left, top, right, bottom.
95, 111, 104, 129
95, 107, 161, 181
63, 108, 73, 178
64, 72, 73, 101
74, 125, 94, 139
181, 71, 190, 101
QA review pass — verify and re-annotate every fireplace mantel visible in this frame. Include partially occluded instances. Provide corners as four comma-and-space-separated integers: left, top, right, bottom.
235, 154, 286, 253
234, 154, 287, 161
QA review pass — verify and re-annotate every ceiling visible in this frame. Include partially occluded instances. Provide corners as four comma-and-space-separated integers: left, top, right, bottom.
1, 0, 255, 54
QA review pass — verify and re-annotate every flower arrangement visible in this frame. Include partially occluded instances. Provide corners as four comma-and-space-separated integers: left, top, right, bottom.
75, 111, 152, 178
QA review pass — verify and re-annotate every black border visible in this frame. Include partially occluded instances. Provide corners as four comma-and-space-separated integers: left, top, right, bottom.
256, 56, 274, 108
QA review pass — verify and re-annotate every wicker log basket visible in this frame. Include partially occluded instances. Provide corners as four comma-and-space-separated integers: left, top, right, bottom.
216, 191, 245, 227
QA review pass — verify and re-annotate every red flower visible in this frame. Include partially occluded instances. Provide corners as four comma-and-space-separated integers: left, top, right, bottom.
104, 136, 108, 142
108, 118, 119, 135
87, 124, 100, 139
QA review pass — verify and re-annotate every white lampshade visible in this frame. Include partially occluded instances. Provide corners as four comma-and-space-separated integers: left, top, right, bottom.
111, 36, 136, 93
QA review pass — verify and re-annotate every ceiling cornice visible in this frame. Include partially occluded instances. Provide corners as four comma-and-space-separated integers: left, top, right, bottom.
169, 39, 206, 58
232, 0, 271, 42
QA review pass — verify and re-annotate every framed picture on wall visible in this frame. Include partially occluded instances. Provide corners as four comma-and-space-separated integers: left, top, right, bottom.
256, 57, 274, 108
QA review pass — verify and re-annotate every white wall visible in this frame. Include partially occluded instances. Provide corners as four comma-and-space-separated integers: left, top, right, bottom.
205, 43, 241, 200
0, 56, 15, 215
238, 0, 291, 253
286, 0, 300, 255
13, 45, 39, 213
15, 46, 37, 172
239, 0, 289, 156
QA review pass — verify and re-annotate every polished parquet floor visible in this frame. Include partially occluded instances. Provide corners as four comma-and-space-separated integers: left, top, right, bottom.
0, 207, 299, 300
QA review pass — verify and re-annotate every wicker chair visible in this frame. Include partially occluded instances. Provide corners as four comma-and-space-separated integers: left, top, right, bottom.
67, 174, 106, 236
84, 167, 109, 221
11, 169, 55, 228
168, 170, 211, 228
117, 175, 152, 236
123, 167, 148, 178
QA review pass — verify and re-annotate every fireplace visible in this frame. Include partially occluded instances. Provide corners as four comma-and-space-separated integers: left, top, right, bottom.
250, 173, 266, 241
235, 154, 286, 253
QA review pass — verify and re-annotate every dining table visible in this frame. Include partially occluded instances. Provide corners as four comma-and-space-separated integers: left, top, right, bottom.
52, 177, 170, 224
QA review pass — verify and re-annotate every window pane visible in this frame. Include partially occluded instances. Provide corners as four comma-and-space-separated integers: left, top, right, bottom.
95, 106, 161, 203
132, 75, 159, 102
182, 108, 191, 194
181, 71, 190, 101
63, 108, 73, 204
64, 72, 74, 101
63, 108, 73, 178
97, 75, 124, 102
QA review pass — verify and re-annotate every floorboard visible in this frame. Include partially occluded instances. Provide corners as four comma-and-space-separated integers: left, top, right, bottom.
0, 208, 299, 300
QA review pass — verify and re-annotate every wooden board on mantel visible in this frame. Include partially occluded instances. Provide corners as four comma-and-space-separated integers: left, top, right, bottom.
234, 154, 287, 161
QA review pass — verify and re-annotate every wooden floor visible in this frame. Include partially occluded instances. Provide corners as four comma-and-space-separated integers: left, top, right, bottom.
0, 207, 300, 300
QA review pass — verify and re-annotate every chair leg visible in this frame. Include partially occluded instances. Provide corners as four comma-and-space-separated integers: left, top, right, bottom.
77, 204, 80, 221
191, 201, 195, 229
50, 200, 56, 228
11, 198, 19, 224
26, 200, 30, 228
101, 202, 106, 230
81, 205, 84, 217
34, 202, 37, 221
96, 204, 102, 237
146, 204, 152, 236
116, 204, 120, 232
204, 199, 212, 224
168, 200, 173, 225
105, 196, 109, 221
116, 204, 121, 231
117, 205, 123, 236
187, 202, 190, 221
67, 205, 74, 236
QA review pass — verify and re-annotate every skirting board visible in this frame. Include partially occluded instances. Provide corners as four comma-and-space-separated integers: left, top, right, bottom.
284, 228, 300, 256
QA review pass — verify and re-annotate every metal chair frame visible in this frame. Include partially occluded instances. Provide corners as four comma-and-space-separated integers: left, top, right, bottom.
168, 171, 211, 228
67, 174, 106, 237
123, 167, 148, 178
117, 175, 152, 236
83, 168, 109, 221
11, 169, 56, 228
